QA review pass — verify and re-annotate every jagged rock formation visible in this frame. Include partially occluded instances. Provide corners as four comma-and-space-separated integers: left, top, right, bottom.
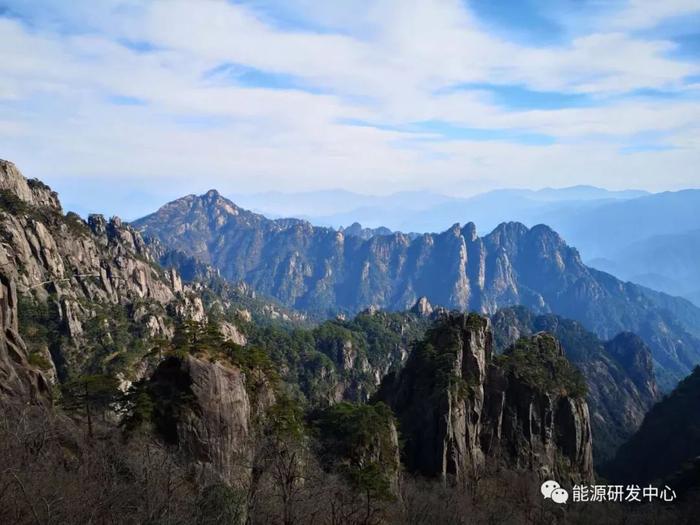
339, 222, 393, 240
0, 270, 50, 401
148, 355, 275, 488
0, 160, 210, 379
377, 313, 594, 484
410, 296, 434, 317
491, 307, 659, 464
134, 190, 700, 390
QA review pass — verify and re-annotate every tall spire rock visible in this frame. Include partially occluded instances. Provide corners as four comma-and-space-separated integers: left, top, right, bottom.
377, 313, 594, 484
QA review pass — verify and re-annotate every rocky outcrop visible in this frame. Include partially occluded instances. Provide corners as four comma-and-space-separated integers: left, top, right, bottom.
0, 159, 61, 210
483, 334, 594, 484
491, 307, 660, 464
149, 355, 274, 488
0, 271, 50, 402
0, 160, 210, 378
605, 332, 658, 398
134, 189, 700, 390
377, 313, 594, 485
411, 296, 434, 317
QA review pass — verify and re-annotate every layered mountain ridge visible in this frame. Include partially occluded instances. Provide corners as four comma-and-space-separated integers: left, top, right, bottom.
3, 158, 698, 521
491, 306, 659, 464
135, 189, 700, 390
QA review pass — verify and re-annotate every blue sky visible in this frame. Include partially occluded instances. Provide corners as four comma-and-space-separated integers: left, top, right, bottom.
0, 0, 698, 219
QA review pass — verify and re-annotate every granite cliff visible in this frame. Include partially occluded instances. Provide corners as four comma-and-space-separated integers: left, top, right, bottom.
0, 160, 252, 383
377, 313, 594, 485
135, 190, 700, 390
0, 270, 51, 402
491, 307, 659, 464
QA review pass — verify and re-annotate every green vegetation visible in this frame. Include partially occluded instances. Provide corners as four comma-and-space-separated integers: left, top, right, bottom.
495, 334, 588, 397
0, 189, 29, 215
238, 310, 429, 405
26, 177, 52, 191
27, 351, 52, 371
400, 317, 478, 401
18, 295, 62, 349
62, 211, 91, 236
314, 401, 398, 500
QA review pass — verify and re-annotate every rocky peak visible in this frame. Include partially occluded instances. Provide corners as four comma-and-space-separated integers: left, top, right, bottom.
446, 222, 462, 237
0, 159, 62, 211
489, 221, 529, 244
88, 213, 107, 235
0, 162, 212, 379
341, 222, 393, 240
605, 332, 658, 396
461, 221, 478, 242
133, 176, 700, 390
411, 296, 433, 317
378, 313, 594, 484
490, 307, 661, 465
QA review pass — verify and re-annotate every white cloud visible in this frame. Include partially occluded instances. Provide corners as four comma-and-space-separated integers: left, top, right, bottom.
0, 0, 698, 218
608, 0, 700, 30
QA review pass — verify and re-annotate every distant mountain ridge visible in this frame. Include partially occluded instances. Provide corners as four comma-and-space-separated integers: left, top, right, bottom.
589, 228, 700, 305
234, 186, 700, 307
231, 185, 648, 230
134, 190, 700, 390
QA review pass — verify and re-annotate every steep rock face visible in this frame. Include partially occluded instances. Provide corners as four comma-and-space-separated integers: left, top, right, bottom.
491, 307, 659, 464
150, 355, 274, 488
309, 308, 431, 404
605, 366, 700, 491
0, 160, 61, 210
0, 160, 207, 379
0, 271, 50, 402
605, 332, 658, 397
377, 314, 594, 484
135, 191, 700, 389
484, 334, 593, 483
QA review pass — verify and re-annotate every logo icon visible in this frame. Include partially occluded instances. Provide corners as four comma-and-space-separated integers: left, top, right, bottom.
541, 480, 569, 504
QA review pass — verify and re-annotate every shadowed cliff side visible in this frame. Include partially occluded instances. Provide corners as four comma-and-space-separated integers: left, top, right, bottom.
377, 313, 594, 485
0, 270, 51, 402
491, 306, 659, 464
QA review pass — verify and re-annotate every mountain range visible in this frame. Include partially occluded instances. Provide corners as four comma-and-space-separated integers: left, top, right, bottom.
135, 189, 700, 391
233, 186, 700, 307
3, 158, 700, 520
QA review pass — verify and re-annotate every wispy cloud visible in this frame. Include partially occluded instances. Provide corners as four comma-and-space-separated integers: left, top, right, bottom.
0, 0, 698, 219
